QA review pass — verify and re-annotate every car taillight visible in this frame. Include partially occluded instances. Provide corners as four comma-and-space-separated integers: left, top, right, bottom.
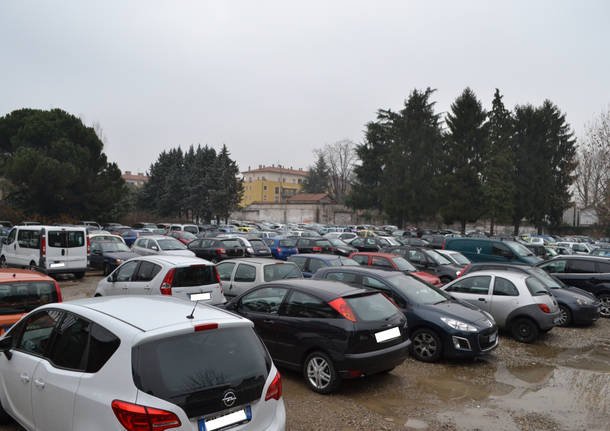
41, 237, 46, 256
330, 247, 334, 252
457, 264, 469, 278
313, 246, 322, 252
54, 281, 63, 302
265, 371, 282, 401
217, 248, 226, 254
538, 304, 551, 313
442, 239, 446, 249
195, 323, 218, 331
215, 266, 222, 286
276, 248, 282, 254
86, 236, 90, 255
161, 268, 175, 295
295, 248, 299, 253
111, 400, 181, 431
329, 298, 357, 322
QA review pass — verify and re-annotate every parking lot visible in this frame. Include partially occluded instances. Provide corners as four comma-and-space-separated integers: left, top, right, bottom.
1, 272, 608, 431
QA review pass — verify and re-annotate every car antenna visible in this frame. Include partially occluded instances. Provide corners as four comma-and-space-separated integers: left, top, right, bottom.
187, 300, 200, 319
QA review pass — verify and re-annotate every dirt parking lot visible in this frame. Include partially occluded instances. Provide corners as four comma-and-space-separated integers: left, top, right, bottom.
2, 272, 609, 431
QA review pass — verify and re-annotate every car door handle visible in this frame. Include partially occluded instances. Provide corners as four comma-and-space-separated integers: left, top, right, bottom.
20, 373, 30, 384
263, 319, 275, 324
61, 249, 65, 256
478, 298, 486, 302
33, 378, 45, 389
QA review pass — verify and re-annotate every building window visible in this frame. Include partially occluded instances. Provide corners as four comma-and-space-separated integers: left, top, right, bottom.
274, 197, 279, 202
297, 179, 302, 184
263, 185, 268, 191
263, 195, 267, 201
275, 187, 279, 194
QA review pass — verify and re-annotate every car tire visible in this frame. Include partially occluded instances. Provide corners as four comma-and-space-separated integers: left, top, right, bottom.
94, 293, 102, 297
410, 328, 442, 362
598, 294, 610, 318
103, 264, 111, 276
0, 256, 6, 268
303, 351, 340, 394
511, 317, 539, 343
556, 305, 572, 327
73, 272, 85, 279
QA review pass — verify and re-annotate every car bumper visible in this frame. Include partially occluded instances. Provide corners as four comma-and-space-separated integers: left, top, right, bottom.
539, 310, 562, 330
443, 327, 499, 358
45, 266, 87, 275
337, 338, 411, 377
570, 303, 601, 325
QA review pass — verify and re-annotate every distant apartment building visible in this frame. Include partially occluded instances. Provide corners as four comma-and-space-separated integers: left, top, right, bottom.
122, 171, 149, 188
241, 164, 308, 206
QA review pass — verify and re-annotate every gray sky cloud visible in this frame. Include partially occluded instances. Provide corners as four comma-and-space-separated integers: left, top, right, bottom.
1, 0, 609, 174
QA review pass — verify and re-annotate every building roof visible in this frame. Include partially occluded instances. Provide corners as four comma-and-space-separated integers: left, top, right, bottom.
286, 193, 330, 203
242, 165, 308, 177
122, 171, 149, 182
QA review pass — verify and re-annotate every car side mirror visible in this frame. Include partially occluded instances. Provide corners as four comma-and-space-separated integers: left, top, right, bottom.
151, 246, 158, 251
0, 336, 13, 360
92, 249, 102, 255
109, 272, 117, 282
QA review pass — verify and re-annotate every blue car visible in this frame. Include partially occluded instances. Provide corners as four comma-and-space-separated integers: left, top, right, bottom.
263, 237, 299, 260
119, 229, 152, 246
288, 253, 360, 277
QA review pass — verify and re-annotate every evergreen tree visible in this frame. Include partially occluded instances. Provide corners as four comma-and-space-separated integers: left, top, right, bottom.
302, 154, 329, 194
210, 145, 243, 223
441, 88, 488, 233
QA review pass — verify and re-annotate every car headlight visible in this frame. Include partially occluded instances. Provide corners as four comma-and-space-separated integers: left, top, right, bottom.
576, 298, 591, 306
455, 271, 461, 276
440, 317, 478, 332
115, 258, 122, 264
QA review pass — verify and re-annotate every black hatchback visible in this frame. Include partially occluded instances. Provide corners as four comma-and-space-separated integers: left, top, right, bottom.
223, 279, 410, 393
314, 267, 498, 363
187, 237, 245, 262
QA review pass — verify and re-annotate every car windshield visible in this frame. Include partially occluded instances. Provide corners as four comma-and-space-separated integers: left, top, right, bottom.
425, 250, 451, 265
220, 239, 241, 247
158, 239, 187, 250
263, 263, 302, 281
0, 281, 59, 313
527, 267, 565, 289
446, 252, 470, 265
507, 241, 535, 257
388, 273, 450, 305
279, 239, 297, 248
391, 257, 417, 272
100, 242, 131, 252
328, 257, 360, 266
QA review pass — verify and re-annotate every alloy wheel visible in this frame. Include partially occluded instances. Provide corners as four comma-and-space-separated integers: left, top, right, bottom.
306, 356, 332, 390
413, 332, 438, 359
599, 296, 610, 318
556, 306, 570, 327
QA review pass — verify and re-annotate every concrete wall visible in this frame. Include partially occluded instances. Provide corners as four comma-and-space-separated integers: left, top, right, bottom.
231, 203, 357, 224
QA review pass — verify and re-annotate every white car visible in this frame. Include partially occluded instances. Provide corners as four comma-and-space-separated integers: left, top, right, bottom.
0, 296, 285, 430
131, 235, 196, 257
95, 255, 226, 305
216, 259, 302, 298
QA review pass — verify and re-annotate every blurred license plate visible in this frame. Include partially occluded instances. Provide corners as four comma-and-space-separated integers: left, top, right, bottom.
375, 327, 400, 343
200, 407, 250, 431
49, 262, 65, 268
489, 333, 497, 342
191, 292, 211, 301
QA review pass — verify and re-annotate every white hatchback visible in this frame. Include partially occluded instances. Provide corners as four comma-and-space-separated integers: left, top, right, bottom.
95, 255, 226, 305
0, 296, 285, 431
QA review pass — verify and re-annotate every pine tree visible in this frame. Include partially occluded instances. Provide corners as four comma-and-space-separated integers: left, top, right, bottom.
302, 154, 329, 194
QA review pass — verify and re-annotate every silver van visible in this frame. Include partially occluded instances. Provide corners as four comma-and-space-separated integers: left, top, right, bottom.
0, 225, 88, 278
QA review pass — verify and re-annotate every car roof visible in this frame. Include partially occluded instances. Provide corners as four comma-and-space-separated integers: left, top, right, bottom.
290, 253, 339, 260
352, 252, 400, 258
60, 296, 244, 332
544, 255, 609, 262
460, 269, 529, 279
0, 268, 55, 283
135, 255, 213, 266
262, 278, 369, 300
316, 266, 397, 277
139, 235, 175, 240
226, 258, 290, 265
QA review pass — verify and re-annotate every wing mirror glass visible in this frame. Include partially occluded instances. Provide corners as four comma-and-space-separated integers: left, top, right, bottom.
0, 336, 13, 359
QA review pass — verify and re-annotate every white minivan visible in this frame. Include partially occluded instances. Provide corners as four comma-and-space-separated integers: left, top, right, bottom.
0, 225, 88, 278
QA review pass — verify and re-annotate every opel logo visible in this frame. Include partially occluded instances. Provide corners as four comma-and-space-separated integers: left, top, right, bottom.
222, 391, 237, 407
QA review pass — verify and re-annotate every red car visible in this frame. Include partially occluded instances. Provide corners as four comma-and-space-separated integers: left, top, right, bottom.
349, 252, 442, 286
166, 230, 197, 245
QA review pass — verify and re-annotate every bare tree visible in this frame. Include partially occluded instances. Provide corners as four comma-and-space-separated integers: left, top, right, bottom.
317, 139, 356, 204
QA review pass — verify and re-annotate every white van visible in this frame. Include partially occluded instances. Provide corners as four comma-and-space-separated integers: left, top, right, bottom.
0, 225, 88, 278
168, 224, 199, 235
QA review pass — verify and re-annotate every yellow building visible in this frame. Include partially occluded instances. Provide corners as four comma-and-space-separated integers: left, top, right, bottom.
241, 164, 308, 207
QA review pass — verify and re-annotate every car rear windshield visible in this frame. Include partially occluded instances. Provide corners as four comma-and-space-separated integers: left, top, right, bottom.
173, 265, 217, 287
48, 230, 85, 248
525, 276, 550, 296
0, 281, 59, 314
344, 293, 400, 322
314, 239, 332, 248
391, 257, 416, 272
249, 239, 266, 247
329, 257, 360, 266
132, 326, 270, 418
279, 239, 297, 247
263, 263, 302, 281
158, 239, 187, 250
100, 242, 131, 252
220, 239, 241, 247
183, 226, 198, 234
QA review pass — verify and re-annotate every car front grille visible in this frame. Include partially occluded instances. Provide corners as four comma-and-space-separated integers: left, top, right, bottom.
478, 328, 497, 351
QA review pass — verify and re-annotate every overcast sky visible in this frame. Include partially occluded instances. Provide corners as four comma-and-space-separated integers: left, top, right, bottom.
1, 1, 609, 174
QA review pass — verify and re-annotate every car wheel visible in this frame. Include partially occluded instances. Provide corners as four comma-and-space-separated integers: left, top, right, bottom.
599, 294, 610, 318
511, 317, 539, 343
73, 271, 85, 279
103, 263, 111, 276
303, 351, 340, 394
556, 305, 572, 327
0, 256, 6, 268
440, 276, 452, 284
410, 328, 442, 362
94, 293, 102, 297
27, 261, 37, 271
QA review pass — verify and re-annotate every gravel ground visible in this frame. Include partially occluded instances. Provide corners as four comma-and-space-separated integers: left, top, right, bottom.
1, 272, 609, 430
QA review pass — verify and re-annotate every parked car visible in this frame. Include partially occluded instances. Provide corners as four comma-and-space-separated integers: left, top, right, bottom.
420, 234, 446, 249
461, 262, 601, 326
433, 249, 471, 267
350, 236, 400, 252
215, 258, 302, 298
555, 241, 593, 255
246, 238, 273, 257
313, 267, 497, 362
590, 247, 610, 257
325, 238, 358, 257
94, 255, 225, 305
349, 252, 442, 287
0, 296, 285, 430
88, 240, 139, 275
288, 254, 360, 278
119, 229, 152, 246
381, 246, 463, 284
525, 244, 558, 260
443, 238, 542, 265
396, 237, 430, 247
263, 237, 299, 260
0, 225, 88, 278
132, 235, 196, 257
536, 256, 610, 318
0, 268, 62, 336
441, 270, 560, 343
187, 237, 246, 262
132, 222, 158, 230
293, 238, 334, 254
168, 224, 200, 235
89, 232, 125, 245
222, 279, 410, 393
323, 232, 358, 243
166, 230, 198, 245
77, 220, 102, 229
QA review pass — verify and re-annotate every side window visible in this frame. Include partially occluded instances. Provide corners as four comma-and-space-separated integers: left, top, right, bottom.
48, 231, 66, 248
115, 261, 139, 282
134, 238, 146, 248
352, 255, 369, 265
363, 276, 387, 289
90, 242, 102, 254
351, 239, 363, 247
445, 276, 492, 294
134, 261, 162, 282
86, 323, 121, 373
6, 228, 16, 245
240, 287, 288, 314
598, 262, 610, 273
17, 230, 40, 249
493, 277, 519, 296
234, 264, 256, 282
16, 310, 64, 356
289, 256, 308, 272
216, 262, 236, 281
47, 313, 90, 370
408, 250, 425, 264
308, 259, 326, 273
566, 260, 596, 274
264, 238, 274, 247
540, 260, 567, 274
371, 257, 393, 268
326, 271, 359, 285
188, 240, 201, 249
147, 240, 158, 250
492, 242, 513, 258
284, 291, 337, 318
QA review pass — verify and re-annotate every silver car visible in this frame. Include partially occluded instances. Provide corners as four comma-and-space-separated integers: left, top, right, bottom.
441, 270, 560, 343
95, 255, 225, 305
132, 235, 196, 257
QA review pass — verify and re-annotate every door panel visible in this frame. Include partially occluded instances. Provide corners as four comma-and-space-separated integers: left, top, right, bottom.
0, 351, 40, 430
